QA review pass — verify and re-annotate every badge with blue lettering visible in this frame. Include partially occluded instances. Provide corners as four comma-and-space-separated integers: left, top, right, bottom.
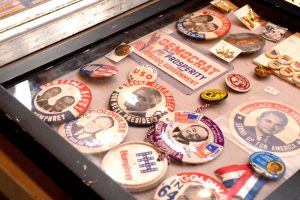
153, 111, 224, 164
229, 100, 300, 157
102, 141, 168, 192
80, 64, 119, 78
176, 10, 231, 40
128, 64, 157, 82
109, 80, 175, 127
249, 151, 286, 179
32, 80, 92, 124
154, 172, 229, 200
58, 109, 128, 154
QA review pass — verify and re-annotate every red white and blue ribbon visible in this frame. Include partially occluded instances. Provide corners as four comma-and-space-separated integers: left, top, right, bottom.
215, 164, 266, 200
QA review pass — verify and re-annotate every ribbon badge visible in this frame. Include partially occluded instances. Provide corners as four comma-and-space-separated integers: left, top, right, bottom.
215, 164, 266, 200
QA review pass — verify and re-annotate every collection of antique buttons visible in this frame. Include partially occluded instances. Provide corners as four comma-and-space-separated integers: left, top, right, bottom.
30, 1, 293, 199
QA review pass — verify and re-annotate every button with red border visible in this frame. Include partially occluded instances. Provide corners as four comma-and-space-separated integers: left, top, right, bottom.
32, 80, 92, 124
225, 73, 251, 92
154, 172, 230, 200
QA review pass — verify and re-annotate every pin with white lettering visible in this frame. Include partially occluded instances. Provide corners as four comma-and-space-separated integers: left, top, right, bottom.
176, 10, 231, 40
109, 81, 175, 127
32, 80, 92, 124
151, 111, 224, 164
128, 64, 157, 82
102, 141, 168, 192
58, 109, 128, 154
80, 64, 119, 78
249, 151, 286, 179
154, 172, 229, 200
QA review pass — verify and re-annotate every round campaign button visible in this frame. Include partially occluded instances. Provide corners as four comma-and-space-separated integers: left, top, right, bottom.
249, 151, 286, 179
109, 81, 175, 127
279, 67, 295, 77
152, 111, 224, 164
154, 172, 229, 200
58, 109, 128, 154
225, 73, 251, 92
200, 89, 228, 103
80, 64, 119, 78
292, 74, 300, 84
115, 44, 133, 56
32, 80, 92, 124
265, 49, 280, 59
290, 61, 300, 72
128, 65, 157, 82
268, 60, 283, 70
224, 33, 265, 54
102, 141, 168, 192
176, 10, 231, 40
278, 55, 293, 65
254, 65, 273, 77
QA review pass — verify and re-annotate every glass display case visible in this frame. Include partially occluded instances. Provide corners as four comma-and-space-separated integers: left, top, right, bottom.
0, 0, 300, 199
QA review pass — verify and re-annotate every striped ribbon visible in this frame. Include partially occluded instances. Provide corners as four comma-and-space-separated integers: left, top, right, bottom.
215, 164, 267, 200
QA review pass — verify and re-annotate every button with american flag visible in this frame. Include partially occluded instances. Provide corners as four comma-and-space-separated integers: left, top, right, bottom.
152, 111, 224, 164
80, 64, 119, 78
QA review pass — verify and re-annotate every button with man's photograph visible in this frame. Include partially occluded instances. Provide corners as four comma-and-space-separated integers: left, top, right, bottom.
152, 111, 224, 164
249, 151, 286, 179
153, 172, 229, 200
176, 10, 231, 40
229, 100, 300, 157
102, 141, 168, 192
32, 80, 92, 124
109, 81, 175, 126
80, 63, 119, 78
58, 109, 128, 154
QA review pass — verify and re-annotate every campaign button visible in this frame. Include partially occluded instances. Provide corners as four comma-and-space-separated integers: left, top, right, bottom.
154, 172, 229, 200
128, 65, 157, 82
32, 80, 92, 124
176, 10, 231, 40
254, 65, 273, 77
115, 44, 133, 56
249, 151, 286, 179
225, 73, 251, 92
292, 74, 300, 84
290, 61, 300, 72
80, 64, 119, 78
109, 81, 175, 127
265, 49, 280, 59
102, 141, 168, 192
279, 67, 295, 77
278, 55, 293, 65
153, 111, 224, 164
268, 60, 283, 70
58, 109, 128, 154
200, 89, 228, 103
